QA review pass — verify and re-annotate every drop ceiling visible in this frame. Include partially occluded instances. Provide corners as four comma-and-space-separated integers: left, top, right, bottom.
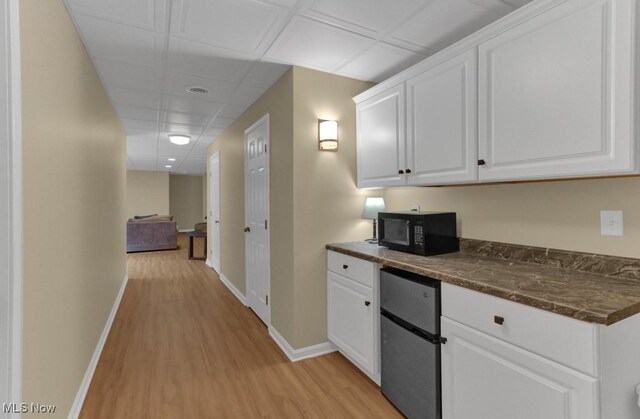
64, 0, 532, 175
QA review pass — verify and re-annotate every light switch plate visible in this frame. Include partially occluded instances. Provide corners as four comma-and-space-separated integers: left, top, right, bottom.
601, 210, 623, 236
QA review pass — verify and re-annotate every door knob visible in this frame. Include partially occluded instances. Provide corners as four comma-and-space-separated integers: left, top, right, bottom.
243, 226, 251, 233
398, 169, 405, 174
364, 301, 371, 307
405, 168, 412, 174
342, 264, 348, 269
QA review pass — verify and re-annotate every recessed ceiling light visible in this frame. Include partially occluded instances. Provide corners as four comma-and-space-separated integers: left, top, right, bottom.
165, 165, 172, 168
168, 158, 176, 162
169, 134, 190, 145
185, 86, 209, 95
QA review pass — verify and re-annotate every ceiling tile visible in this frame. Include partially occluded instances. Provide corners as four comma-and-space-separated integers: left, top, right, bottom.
127, 133, 158, 157
300, 0, 427, 35
93, 58, 163, 92
167, 38, 256, 84
129, 158, 159, 171
67, 0, 166, 32
241, 61, 290, 88
216, 103, 247, 120
121, 118, 157, 134
202, 126, 224, 140
468, 0, 529, 14
336, 42, 427, 82
209, 117, 235, 130
161, 95, 225, 115
162, 110, 211, 127
389, 0, 504, 51
116, 105, 159, 121
160, 121, 204, 135
265, 16, 374, 71
107, 86, 161, 108
170, 0, 288, 55
164, 72, 237, 101
228, 83, 267, 106
75, 15, 165, 67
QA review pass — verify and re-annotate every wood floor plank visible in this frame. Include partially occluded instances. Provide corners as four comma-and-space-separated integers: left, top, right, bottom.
80, 234, 401, 418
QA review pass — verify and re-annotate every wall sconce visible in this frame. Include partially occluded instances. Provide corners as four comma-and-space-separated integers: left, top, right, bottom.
318, 120, 338, 151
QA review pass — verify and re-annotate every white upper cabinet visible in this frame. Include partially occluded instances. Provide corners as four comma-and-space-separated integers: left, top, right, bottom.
407, 49, 478, 185
477, 0, 636, 182
356, 84, 406, 188
354, 0, 639, 188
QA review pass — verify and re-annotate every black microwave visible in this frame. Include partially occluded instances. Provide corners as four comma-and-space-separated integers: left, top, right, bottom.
378, 212, 459, 256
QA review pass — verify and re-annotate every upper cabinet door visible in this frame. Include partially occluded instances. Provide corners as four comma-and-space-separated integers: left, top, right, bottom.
478, 0, 636, 182
407, 49, 478, 185
356, 85, 406, 188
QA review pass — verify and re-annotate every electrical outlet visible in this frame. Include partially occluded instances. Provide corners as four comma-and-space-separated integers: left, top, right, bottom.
601, 210, 623, 236
410, 204, 421, 212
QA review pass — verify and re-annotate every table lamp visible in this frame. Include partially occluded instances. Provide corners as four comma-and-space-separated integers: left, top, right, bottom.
362, 197, 386, 243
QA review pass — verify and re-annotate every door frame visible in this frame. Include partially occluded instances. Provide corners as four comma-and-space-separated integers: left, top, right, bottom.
1, 0, 22, 414
209, 151, 221, 274
244, 114, 271, 326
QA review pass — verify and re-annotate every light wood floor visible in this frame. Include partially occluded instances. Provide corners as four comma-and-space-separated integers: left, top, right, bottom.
80, 234, 401, 418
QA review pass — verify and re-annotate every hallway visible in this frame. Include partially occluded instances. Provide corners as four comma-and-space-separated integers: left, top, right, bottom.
80, 234, 400, 418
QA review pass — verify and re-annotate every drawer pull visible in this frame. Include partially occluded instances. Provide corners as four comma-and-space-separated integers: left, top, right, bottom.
364, 300, 371, 307
494, 315, 505, 325
342, 264, 348, 269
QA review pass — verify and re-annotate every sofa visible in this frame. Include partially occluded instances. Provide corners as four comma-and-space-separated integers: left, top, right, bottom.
126, 215, 178, 253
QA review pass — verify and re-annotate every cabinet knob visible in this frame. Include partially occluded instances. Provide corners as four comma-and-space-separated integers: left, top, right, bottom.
494, 315, 505, 325
398, 169, 405, 174
478, 159, 486, 166
364, 301, 371, 307
243, 226, 251, 233
406, 168, 412, 174
440, 336, 448, 344
342, 264, 348, 269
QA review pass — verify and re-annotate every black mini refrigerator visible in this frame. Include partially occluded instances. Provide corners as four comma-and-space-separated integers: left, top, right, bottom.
380, 267, 441, 419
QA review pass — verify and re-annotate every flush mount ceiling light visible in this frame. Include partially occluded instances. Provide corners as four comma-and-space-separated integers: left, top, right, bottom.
318, 119, 338, 151
169, 134, 190, 145
185, 85, 209, 95
165, 165, 172, 168
168, 158, 176, 162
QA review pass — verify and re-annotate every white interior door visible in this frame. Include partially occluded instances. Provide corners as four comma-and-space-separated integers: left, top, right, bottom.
244, 115, 270, 326
209, 152, 221, 273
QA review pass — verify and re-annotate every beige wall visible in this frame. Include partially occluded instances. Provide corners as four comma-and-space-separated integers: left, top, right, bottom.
385, 177, 640, 259
169, 174, 204, 230
208, 69, 295, 340
126, 171, 169, 218
290, 67, 374, 348
21, 0, 127, 417
207, 66, 373, 349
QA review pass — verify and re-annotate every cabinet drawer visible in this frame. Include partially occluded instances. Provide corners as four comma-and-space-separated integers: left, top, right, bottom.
328, 251, 375, 288
442, 283, 599, 376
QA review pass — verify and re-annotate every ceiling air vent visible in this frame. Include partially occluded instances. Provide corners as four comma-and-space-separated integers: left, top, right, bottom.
185, 86, 209, 95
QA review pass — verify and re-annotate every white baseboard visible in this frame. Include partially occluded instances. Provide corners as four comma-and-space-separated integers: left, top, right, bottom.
268, 326, 337, 362
216, 272, 248, 306
178, 228, 194, 233
68, 274, 128, 419
205, 258, 212, 268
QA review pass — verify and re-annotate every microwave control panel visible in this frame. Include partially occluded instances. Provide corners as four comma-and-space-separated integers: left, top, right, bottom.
414, 223, 424, 245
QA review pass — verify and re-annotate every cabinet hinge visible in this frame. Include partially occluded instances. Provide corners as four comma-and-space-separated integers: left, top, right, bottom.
264, 144, 268, 153
266, 295, 269, 305
265, 219, 268, 229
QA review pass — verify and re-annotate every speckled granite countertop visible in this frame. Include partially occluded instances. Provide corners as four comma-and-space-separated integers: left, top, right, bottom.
326, 241, 640, 325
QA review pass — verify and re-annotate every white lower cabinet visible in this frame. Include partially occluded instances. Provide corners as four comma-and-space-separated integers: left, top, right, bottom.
327, 251, 380, 383
441, 317, 598, 419
441, 282, 640, 419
